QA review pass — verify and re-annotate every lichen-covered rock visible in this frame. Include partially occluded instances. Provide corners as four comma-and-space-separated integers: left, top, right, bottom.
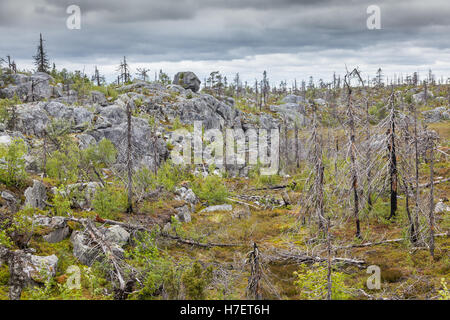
24, 180, 47, 209
422, 107, 449, 123
99, 225, 130, 246
23, 254, 58, 283
34, 216, 71, 243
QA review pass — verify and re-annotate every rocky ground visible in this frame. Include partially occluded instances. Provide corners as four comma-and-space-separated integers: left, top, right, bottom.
0, 68, 448, 300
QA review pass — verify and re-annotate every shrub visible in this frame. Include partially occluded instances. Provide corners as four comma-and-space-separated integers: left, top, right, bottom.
127, 232, 182, 300
293, 263, 350, 300
92, 185, 127, 219
156, 160, 192, 192
0, 137, 28, 187
46, 146, 80, 185
192, 174, 229, 205
52, 186, 72, 216
181, 261, 213, 300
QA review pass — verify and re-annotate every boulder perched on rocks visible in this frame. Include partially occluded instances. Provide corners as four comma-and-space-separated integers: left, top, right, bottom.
175, 186, 198, 205
24, 180, 47, 209
173, 72, 201, 92
174, 186, 198, 222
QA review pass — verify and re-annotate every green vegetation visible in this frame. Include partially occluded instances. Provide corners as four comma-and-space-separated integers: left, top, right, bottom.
0, 138, 28, 187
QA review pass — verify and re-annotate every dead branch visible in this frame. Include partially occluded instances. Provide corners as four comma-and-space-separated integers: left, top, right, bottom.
335, 232, 449, 249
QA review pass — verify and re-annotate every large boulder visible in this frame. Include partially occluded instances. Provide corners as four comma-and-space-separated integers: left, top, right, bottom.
23, 254, 58, 283
16, 103, 50, 137
282, 94, 305, 104
24, 180, 47, 209
71, 226, 128, 266
90, 116, 169, 172
412, 91, 434, 104
99, 225, 130, 246
422, 107, 449, 123
0, 72, 56, 101
173, 72, 201, 93
34, 216, 70, 243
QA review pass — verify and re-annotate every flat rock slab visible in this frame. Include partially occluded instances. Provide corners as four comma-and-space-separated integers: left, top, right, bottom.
200, 204, 233, 213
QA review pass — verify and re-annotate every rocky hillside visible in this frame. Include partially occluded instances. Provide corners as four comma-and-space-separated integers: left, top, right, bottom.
0, 68, 448, 300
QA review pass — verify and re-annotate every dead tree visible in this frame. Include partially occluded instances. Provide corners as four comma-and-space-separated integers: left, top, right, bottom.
246, 242, 262, 299
126, 102, 133, 213
425, 132, 438, 259
344, 70, 361, 238
294, 121, 300, 168
412, 103, 421, 241
326, 218, 332, 300
387, 90, 398, 220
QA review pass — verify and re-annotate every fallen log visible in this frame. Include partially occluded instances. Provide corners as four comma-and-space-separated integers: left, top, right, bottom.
335, 232, 449, 249
227, 197, 261, 209
418, 178, 450, 189
264, 248, 366, 268
79, 219, 127, 294
66, 216, 240, 248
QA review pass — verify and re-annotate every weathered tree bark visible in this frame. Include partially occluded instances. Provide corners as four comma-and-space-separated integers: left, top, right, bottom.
246, 242, 262, 300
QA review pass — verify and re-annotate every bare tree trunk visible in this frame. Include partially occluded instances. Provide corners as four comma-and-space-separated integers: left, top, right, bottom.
295, 122, 300, 169
284, 119, 288, 171
345, 75, 361, 238
126, 102, 133, 214
413, 103, 421, 241
428, 143, 435, 259
365, 99, 373, 212
388, 96, 398, 220
43, 133, 47, 178
246, 242, 262, 300
326, 217, 332, 300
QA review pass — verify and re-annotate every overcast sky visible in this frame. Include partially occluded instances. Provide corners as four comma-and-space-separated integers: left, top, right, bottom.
1, 0, 450, 86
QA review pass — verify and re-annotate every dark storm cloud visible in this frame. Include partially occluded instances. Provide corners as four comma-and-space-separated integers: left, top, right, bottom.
0, 0, 449, 82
